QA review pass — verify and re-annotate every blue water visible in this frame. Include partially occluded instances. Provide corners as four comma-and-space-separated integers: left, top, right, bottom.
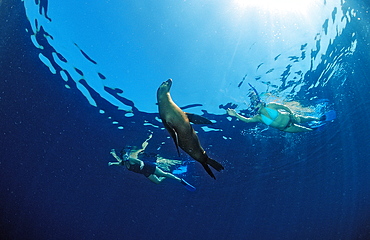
1, 0, 370, 239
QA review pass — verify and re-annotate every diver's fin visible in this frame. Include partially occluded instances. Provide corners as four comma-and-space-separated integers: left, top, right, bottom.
186, 113, 213, 124
310, 122, 327, 130
181, 179, 196, 191
320, 110, 336, 121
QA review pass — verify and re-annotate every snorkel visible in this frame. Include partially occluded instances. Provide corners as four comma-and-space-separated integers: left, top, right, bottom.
248, 83, 261, 103
248, 83, 264, 114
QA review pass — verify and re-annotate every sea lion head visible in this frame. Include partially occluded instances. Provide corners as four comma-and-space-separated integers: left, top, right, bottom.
157, 79, 173, 97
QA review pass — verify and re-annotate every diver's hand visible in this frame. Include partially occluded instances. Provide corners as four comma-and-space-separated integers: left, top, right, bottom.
140, 161, 144, 170
226, 108, 237, 117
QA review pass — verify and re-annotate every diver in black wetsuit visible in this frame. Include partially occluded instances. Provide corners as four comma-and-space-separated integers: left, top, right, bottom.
108, 134, 195, 191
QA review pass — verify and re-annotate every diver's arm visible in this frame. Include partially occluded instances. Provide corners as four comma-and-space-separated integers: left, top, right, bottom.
108, 162, 121, 166
128, 157, 145, 169
227, 109, 260, 123
110, 149, 122, 162
109, 149, 124, 166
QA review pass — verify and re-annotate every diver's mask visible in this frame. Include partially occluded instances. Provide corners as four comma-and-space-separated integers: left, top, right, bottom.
120, 146, 132, 161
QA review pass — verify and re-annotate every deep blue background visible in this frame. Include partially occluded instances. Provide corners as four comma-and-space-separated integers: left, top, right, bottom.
1, 0, 370, 239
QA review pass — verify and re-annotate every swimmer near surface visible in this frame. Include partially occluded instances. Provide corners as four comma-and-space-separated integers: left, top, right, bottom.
157, 79, 224, 179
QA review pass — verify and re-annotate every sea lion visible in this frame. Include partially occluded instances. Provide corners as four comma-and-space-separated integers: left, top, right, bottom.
157, 79, 224, 179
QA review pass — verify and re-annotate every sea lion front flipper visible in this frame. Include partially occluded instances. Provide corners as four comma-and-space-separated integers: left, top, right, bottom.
163, 121, 181, 157
186, 113, 213, 124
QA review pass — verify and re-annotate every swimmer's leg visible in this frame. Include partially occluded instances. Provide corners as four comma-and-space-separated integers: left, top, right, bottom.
295, 115, 320, 123
154, 167, 181, 182
153, 167, 196, 191
148, 174, 166, 184
283, 124, 314, 133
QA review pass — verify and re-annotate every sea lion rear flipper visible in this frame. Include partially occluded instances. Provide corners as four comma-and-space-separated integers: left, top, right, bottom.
163, 121, 181, 157
202, 156, 225, 180
186, 113, 213, 124
202, 163, 216, 179
207, 157, 224, 172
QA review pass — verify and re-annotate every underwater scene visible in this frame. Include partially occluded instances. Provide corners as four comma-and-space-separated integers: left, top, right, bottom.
1, 0, 370, 239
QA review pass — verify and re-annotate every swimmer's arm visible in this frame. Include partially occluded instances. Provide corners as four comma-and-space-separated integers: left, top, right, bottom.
108, 162, 121, 166
110, 149, 122, 162
227, 109, 260, 123
267, 103, 293, 114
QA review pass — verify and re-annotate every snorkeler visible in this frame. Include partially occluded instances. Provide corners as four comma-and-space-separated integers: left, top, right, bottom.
226, 84, 336, 133
227, 103, 325, 133
108, 134, 196, 191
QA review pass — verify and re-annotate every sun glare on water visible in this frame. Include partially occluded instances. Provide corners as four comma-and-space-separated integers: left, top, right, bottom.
233, 0, 318, 14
